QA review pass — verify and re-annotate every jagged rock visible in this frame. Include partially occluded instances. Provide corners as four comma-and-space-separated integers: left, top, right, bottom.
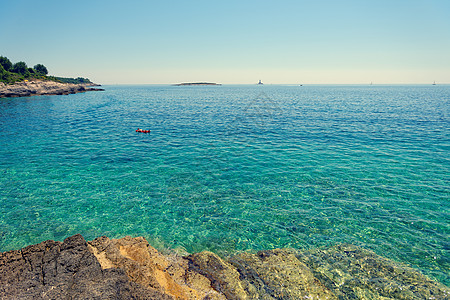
0, 234, 170, 299
88, 236, 225, 300
188, 251, 248, 300
0, 80, 103, 98
1, 235, 449, 300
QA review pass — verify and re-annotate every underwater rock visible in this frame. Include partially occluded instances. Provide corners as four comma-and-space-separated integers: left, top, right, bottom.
1, 234, 449, 299
296, 244, 450, 300
229, 249, 337, 299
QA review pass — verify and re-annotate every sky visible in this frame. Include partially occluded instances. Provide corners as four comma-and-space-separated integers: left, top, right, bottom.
1, 0, 450, 84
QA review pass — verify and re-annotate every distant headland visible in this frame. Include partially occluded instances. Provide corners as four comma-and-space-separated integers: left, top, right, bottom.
0, 55, 103, 98
173, 82, 222, 86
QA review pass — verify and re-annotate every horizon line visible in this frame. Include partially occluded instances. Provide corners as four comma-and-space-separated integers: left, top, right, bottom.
98, 82, 449, 86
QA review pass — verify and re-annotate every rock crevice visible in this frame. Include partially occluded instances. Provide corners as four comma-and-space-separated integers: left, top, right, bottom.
1, 234, 448, 299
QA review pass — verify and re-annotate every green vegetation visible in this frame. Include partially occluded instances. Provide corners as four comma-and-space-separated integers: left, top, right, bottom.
50, 77, 92, 84
0, 55, 92, 85
33, 64, 48, 75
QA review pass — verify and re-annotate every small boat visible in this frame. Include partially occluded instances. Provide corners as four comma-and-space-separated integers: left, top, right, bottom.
136, 128, 151, 133
258, 80, 263, 85
432, 81, 436, 85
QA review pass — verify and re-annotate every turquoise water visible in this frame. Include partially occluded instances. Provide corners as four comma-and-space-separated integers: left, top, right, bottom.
0, 85, 449, 285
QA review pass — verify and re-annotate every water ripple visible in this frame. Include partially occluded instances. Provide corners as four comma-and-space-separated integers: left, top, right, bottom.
0, 85, 449, 285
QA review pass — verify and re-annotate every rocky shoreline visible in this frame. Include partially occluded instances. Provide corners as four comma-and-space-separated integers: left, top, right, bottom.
0, 80, 104, 98
0, 234, 448, 299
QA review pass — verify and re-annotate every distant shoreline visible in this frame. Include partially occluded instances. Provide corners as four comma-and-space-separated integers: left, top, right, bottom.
0, 79, 104, 98
173, 82, 222, 86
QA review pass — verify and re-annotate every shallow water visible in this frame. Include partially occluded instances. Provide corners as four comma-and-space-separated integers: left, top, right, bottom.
0, 84, 448, 285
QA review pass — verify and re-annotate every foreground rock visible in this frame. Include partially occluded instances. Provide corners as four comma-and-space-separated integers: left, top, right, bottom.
0, 80, 104, 98
0, 235, 448, 299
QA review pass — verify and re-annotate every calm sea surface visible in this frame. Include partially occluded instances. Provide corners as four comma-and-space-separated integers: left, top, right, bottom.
0, 85, 449, 285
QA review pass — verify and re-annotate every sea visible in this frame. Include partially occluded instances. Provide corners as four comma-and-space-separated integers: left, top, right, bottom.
0, 84, 448, 285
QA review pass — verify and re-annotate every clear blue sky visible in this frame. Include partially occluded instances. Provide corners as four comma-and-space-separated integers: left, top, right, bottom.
2, 0, 449, 84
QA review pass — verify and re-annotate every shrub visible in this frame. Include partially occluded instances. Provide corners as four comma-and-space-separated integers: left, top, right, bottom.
0, 64, 7, 81
12, 61, 29, 75
33, 64, 48, 75
0, 56, 12, 72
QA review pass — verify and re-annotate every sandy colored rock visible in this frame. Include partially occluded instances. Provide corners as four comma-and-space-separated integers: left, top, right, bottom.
88, 236, 224, 300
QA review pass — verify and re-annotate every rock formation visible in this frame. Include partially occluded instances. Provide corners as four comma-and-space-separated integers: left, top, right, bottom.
0, 80, 103, 98
1, 234, 448, 299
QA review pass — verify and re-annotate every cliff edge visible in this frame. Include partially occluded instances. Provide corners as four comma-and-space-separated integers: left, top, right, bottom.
0, 234, 448, 299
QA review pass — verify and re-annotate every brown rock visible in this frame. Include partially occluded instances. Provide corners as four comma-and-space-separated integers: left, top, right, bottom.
0, 234, 170, 299
2, 235, 449, 300
188, 251, 248, 300
230, 249, 337, 299
88, 236, 225, 300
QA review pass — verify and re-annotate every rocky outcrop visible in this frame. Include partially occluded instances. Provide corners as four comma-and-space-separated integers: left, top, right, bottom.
0, 234, 170, 299
1, 234, 449, 299
0, 80, 103, 98
87, 236, 224, 300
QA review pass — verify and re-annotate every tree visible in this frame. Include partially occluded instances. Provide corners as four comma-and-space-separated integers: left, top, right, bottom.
33, 64, 48, 75
12, 61, 28, 75
0, 56, 12, 71
0, 64, 7, 81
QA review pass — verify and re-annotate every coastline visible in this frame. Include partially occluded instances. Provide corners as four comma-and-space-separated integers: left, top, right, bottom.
1, 234, 448, 299
0, 80, 104, 98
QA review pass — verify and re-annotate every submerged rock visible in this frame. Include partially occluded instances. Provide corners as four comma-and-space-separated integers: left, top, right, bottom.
1, 234, 449, 299
296, 244, 449, 299
228, 249, 337, 299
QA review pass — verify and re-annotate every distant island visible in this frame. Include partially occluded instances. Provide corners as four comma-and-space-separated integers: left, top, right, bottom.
0, 55, 103, 98
173, 82, 221, 86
